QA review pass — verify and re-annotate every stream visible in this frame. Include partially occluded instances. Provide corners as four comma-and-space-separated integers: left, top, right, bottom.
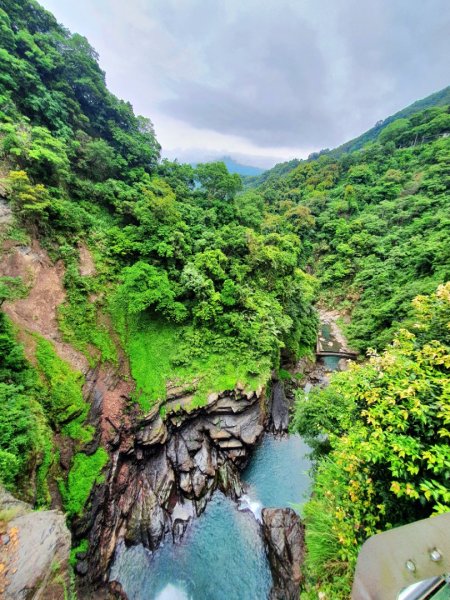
110, 435, 311, 600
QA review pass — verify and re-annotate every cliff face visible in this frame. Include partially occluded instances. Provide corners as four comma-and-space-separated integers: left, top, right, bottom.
0, 238, 133, 448
77, 385, 267, 585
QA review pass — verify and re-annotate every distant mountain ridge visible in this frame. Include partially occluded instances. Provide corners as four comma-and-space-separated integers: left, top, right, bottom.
192, 156, 265, 176
219, 156, 265, 176
245, 85, 450, 188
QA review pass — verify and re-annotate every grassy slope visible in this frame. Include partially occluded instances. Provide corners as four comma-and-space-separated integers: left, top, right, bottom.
123, 314, 269, 412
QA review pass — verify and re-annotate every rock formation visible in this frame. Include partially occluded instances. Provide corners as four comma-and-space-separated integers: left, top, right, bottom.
262, 507, 305, 600
269, 380, 290, 434
0, 486, 71, 600
77, 385, 267, 586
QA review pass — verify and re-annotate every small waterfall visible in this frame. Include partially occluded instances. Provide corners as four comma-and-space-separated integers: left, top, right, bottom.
239, 493, 263, 522
155, 584, 189, 600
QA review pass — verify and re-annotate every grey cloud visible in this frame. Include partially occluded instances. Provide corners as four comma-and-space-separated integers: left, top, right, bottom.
152, 0, 450, 148
157, 2, 334, 147
162, 79, 332, 147
41, 0, 450, 153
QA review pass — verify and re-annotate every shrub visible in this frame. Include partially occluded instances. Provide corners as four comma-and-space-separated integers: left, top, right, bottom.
60, 448, 108, 518
295, 284, 450, 598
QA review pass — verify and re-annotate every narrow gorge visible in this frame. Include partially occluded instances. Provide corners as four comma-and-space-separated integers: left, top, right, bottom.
0, 3, 449, 599
78, 313, 352, 599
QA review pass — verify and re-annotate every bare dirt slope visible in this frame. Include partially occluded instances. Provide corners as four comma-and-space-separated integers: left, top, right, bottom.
1, 238, 88, 371
0, 238, 132, 443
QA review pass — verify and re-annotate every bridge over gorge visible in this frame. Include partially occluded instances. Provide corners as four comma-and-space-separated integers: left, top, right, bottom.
316, 316, 358, 360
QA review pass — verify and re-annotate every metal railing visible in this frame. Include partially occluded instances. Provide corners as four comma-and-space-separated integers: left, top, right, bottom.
352, 512, 450, 600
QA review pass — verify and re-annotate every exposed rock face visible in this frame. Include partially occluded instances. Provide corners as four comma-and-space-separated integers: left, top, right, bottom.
0, 198, 12, 225
79, 386, 266, 586
0, 487, 71, 600
269, 380, 290, 434
262, 507, 305, 600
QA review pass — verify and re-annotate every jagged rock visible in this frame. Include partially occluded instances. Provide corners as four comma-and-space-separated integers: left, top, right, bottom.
165, 394, 195, 413
136, 414, 167, 446
212, 403, 263, 446
227, 448, 247, 461
194, 439, 217, 476
146, 452, 175, 505
179, 421, 206, 453
167, 436, 194, 472
179, 471, 193, 495
191, 468, 208, 498
217, 438, 244, 449
240, 403, 265, 444
208, 427, 232, 441
270, 381, 290, 434
140, 404, 159, 424
207, 391, 219, 404
0, 486, 71, 600
207, 394, 257, 414
125, 481, 170, 550
194, 477, 216, 515
262, 508, 305, 600
217, 463, 244, 499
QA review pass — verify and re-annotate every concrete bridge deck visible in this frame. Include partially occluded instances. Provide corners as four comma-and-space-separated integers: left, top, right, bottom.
316, 349, 358, 359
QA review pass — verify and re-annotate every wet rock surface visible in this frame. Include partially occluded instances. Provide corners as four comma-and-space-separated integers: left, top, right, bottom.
262, 507, 305, 600
79, 386, 266, 586
269, 380, 290, 434
0, 487, 71, 600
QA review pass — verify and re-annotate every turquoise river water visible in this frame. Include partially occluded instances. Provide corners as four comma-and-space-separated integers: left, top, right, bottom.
110, 434, 312, 600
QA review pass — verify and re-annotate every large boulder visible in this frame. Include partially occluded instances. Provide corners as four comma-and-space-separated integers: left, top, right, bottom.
262, 507, 305, 600
0, 487, 71, 600
270, 381, 290, 434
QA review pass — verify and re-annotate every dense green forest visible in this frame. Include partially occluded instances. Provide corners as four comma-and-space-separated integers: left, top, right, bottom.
0, 0, 316, 507
255, 104, 450, 351
0, 1, 449, 598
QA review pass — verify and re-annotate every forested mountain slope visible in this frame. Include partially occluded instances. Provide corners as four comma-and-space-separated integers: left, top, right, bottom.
257, 103, 450, 351
245, 85, 450, 188
0, 0, 316, 508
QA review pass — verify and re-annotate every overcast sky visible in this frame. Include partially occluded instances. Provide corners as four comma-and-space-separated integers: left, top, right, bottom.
40, 0, 450, 168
